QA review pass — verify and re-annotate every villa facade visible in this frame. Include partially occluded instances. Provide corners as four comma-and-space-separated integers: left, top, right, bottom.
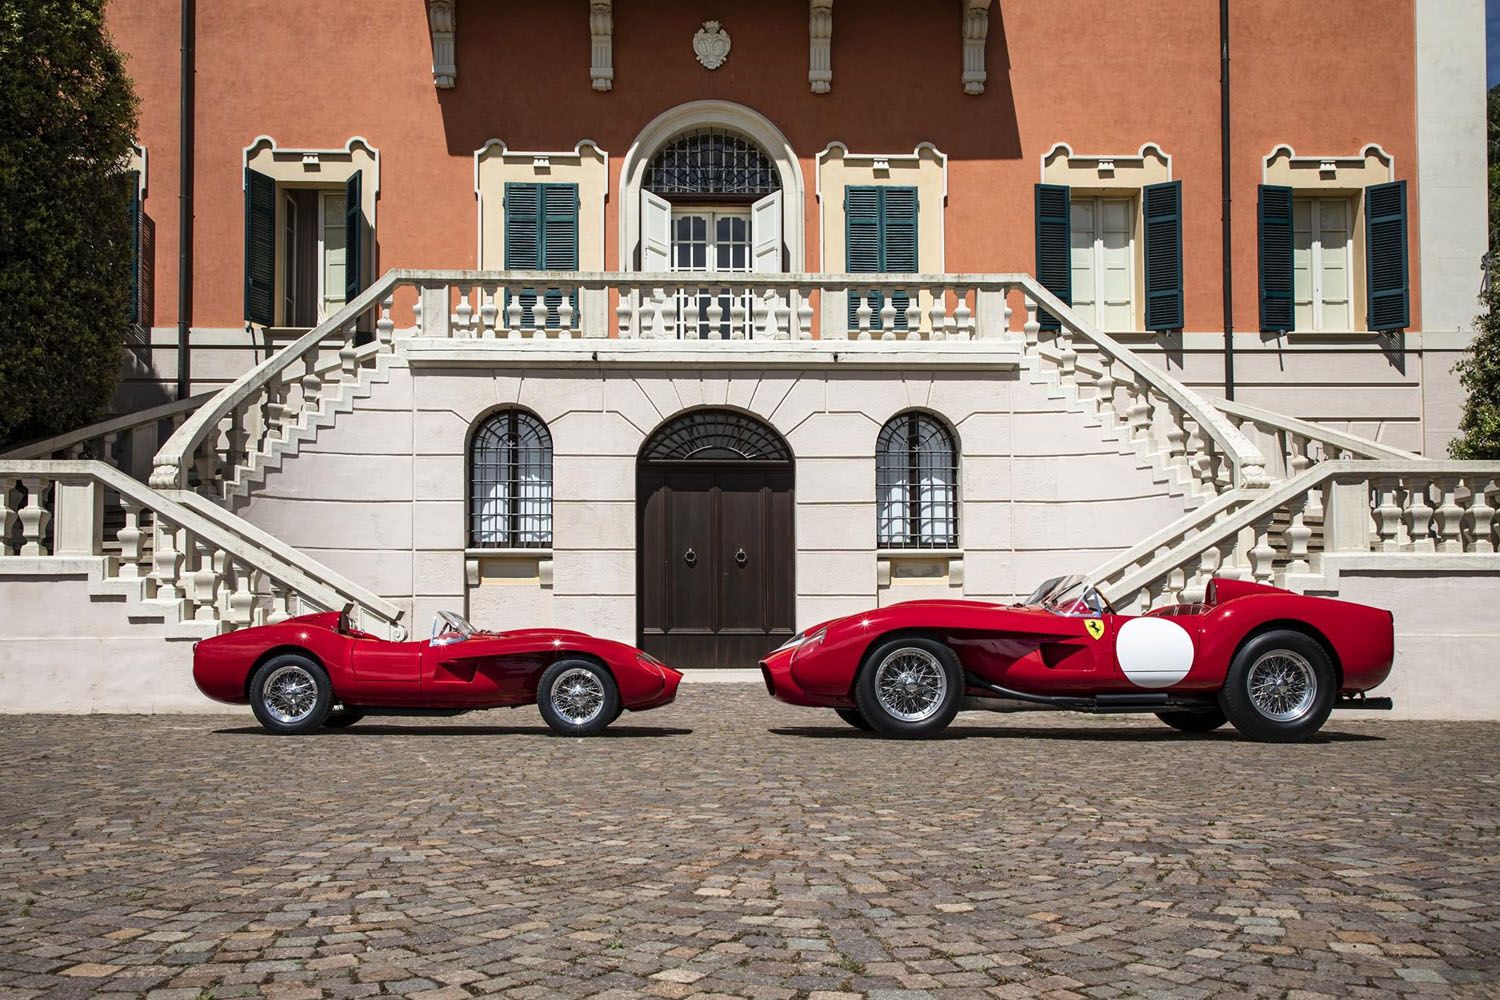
0, 1, 1495, 712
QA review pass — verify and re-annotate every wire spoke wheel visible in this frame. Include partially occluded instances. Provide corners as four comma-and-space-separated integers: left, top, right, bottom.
550, 667, 606, 726
873, 648, 948, 723
1246, 650, 1318, 723
262, 664, 319, 725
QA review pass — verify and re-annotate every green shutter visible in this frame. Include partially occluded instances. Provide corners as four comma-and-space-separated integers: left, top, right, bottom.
126, 170, 141, 325
244, 168, 276, 326
504, 182, 577, 329
344, 172, 364, 304
845, 185, 917, 331
1258, 185, 1295, 333
1142, 181, 1183, 331
1034, 183, 1070, 332
1365, 180, 1409, 331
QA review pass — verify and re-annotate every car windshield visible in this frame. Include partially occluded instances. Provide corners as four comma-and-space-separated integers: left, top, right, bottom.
1022, 574, 1107, 617
431, 610, 476, 643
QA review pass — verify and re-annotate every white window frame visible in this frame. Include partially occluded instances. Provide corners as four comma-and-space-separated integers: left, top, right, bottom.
669, 205, 753, 338
1069, 195, 1136, 331
1294, 196, 1354, 332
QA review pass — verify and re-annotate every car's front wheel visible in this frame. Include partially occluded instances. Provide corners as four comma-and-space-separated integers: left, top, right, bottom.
1218, 630, 1335, 742
1155, 708, 1227, 733
854, 638, 962, 739
538, 660, 620, 737
248, 654, 333, 734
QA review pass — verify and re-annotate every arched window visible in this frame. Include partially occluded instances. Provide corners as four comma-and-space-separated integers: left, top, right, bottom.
645, 129, 781, 200
470, 410, 553, 548
876, 412, 958, 549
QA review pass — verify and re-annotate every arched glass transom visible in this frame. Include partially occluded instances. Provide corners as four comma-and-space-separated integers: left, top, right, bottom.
641, 410, 790, 462
876, 412, 958, 548
470, 410, 553, 548
645, 129, 781, 199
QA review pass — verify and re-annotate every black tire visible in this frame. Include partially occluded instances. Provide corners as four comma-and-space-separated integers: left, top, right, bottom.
322, 709, 365, 729
248, 654, 333, 734
1155, 708, 1228, 733
1218, 630, 1336, 742
854, 637, 963, 739
834, 707, 873, 731
537, 659, 620, 737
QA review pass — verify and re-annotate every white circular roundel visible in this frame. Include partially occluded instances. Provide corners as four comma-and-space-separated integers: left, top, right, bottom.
1114, 617, 1195, 689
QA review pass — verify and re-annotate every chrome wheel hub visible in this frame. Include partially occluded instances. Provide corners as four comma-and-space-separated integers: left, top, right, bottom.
873, 648, 947, 723
262, 665, 319, 724
1246, 650, 1317, 722
551, 667, 606, 726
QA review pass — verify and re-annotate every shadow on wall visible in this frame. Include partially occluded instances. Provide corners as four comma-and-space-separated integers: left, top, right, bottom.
431, 0, 1020, 165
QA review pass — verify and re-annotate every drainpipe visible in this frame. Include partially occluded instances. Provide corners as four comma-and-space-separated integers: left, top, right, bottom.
176, 0, 194, 399
1219, 0, 1235, 399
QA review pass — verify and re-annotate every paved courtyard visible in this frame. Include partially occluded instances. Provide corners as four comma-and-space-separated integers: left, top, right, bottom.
0, 686, 1496, 1000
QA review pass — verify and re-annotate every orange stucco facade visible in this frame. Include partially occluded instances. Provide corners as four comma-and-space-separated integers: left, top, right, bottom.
108, 0, 1425, 336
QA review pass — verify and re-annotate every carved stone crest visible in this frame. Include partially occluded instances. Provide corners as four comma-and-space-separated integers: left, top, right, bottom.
693, 20, 731, 70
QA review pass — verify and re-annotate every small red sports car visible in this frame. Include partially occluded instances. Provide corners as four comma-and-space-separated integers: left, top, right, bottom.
760, 576, 1394, 742
194, 609, 682, 736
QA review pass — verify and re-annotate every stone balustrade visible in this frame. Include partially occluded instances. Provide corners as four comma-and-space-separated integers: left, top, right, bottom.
150, 269, 1275, 500
0, 393, 212, 482
1101, 461, 1500, 613
0, 460, 406, 639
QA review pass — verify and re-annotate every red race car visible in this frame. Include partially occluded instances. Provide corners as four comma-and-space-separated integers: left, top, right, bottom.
194, 609, 682, 736
760, 576, 1394, 742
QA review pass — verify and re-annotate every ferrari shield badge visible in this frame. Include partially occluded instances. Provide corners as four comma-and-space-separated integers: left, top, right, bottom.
1084, 619, 1105, 641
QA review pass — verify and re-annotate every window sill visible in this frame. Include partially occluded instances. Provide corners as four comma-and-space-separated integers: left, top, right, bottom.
464, 548, 554, 588
877, 549, 964, 588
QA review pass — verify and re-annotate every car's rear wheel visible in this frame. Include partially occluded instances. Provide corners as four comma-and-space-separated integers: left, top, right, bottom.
854, 638, 962, 739
1218, 630, 1335, 742
538, 660, 620, 737
834, 707, 873, 731
323, 709, 365, 729
248, 654, 333, 734
1155, 708, 1227, 733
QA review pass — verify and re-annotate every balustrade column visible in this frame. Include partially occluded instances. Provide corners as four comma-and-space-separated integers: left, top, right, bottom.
1126, 373, 1153, 444
377, 293, 395, 346
1466, 478, 1497, 554
903, 295, 922, 340
1284, 492, 1312, 575
1433, 478, 1464, 552
773, 293, 793, 341
727, 286, 745, 340
796, 289, 814, 340
1164, 403, 1188, 470
189, 535, 219, 623
17, 478, 50, 556
300, 346, 322, 413
854, 288, 872, 340
226, 559, 256, 628
1403, 478, 1435, 553
878, 296, 897, 341
1022, 298, 1040, 351
1056, 325, 1076, 384
1183, 545, 1222, 604
150, 516, 183, 602
1373, 479, 1405, 552
116, 496, 144, 578
454, 284, 474, 337
928, 291, 949, 342
1248, 512, 1277, 584
1094, 354, 1118, 423
953, 287, 973, 340
478, 286, 498, 338
0, 479, 15, 556
267, 578, 294, 623
557, 286, 575, 333
616, 287, 635, 339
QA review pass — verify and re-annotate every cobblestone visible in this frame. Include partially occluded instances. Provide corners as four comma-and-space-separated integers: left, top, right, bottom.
0, 687, 1497, 998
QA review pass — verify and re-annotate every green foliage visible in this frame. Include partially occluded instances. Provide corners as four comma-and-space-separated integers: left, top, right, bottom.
1449, 86, 1500, 459
0, 0, 138, 446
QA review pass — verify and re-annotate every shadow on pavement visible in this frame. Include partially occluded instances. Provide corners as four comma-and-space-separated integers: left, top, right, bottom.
769, 726, 1385, 744
214, 724, 694, 738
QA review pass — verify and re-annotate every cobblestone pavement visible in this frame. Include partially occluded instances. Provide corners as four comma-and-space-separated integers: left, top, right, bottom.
1, 687, 1497, 1000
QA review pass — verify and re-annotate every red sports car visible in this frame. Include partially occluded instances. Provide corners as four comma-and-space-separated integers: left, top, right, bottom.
760, 576, 1394, 742
194, 609, 682, 736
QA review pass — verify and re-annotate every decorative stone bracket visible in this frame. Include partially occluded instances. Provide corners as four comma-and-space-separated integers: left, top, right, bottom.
877, 551, 965, 589
465, 550, 555, 589
590, 1, 614, 92
428, 0, 456, 89
809, 1, 832, 93
962, 0, 989, 95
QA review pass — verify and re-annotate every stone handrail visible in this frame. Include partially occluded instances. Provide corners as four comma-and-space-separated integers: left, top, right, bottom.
1101, 460, 1500, 613
1086, 488, 1256, 594
0, 460, 405, 638
2, 392, 215, 486
1208, 395, 1419, 477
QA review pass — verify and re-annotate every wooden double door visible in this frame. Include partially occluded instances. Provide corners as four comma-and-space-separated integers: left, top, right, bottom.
638, 463, 795, 669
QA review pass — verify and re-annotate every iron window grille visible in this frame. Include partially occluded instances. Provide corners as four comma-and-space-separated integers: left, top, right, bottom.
645, 129, 781, 200
641, 410, 790, 462
876, 412, 958, 549
470, 409, 553, 548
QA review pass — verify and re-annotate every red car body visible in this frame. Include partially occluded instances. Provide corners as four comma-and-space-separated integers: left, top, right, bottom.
760, 578, 1393, 711
194, 612, 682, 714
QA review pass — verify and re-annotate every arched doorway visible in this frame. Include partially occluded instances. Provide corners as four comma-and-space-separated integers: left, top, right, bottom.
637, 409, 795, 669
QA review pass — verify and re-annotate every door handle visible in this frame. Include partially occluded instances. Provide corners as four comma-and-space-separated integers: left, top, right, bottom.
683, 547, 697, 567
734, 547, 748, 567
